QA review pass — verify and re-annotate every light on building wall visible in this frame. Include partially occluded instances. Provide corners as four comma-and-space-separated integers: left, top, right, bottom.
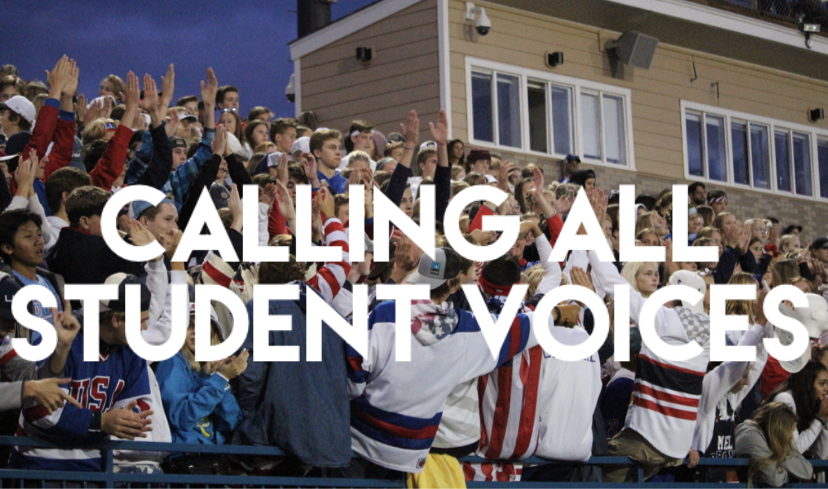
809, 108, 825, 122
356, 47, 373, 62
546, 52, 564, 68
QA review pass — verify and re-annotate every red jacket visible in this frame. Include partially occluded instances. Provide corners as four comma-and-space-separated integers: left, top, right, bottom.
90, 125, 133, 191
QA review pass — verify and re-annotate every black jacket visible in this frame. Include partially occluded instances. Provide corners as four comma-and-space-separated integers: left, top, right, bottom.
45, 227, 146, 285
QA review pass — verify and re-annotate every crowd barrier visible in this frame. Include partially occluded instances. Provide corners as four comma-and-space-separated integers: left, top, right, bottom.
1, 436, 827, 488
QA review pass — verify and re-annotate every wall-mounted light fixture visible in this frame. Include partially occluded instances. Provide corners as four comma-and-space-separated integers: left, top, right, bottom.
356, 47, 372, 62
809, 108, 824, 122
546, 52, 564, 67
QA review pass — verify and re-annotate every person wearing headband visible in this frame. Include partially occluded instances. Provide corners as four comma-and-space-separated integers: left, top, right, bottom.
707, 189, 728, 215
339, 119, 376, 171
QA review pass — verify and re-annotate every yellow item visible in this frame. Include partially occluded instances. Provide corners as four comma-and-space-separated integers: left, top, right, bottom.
407, 453, 466, 489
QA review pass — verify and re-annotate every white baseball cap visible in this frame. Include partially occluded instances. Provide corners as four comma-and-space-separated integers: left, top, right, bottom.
291, 136, 310, 155
668, 270, 707, 314
0, 95, 35, 125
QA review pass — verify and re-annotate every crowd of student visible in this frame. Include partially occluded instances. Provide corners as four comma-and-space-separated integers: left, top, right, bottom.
0, 55, 828, 487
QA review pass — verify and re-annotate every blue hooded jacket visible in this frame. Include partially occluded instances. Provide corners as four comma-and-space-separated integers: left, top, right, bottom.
155, 351, 241, 445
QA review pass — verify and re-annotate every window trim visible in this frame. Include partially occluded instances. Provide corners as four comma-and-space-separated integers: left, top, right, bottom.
681, 100, 828, 202
465, 57, 636, 171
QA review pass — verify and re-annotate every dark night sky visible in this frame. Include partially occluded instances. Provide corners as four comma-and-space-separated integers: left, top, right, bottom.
4, 0, 377, 118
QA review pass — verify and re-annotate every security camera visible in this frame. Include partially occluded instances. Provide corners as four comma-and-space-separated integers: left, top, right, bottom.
285, 73, 296, 103
475, 9, 491, 36
465, 3, 491, 36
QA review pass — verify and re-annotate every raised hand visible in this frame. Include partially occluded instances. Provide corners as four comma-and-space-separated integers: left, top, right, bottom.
400, 110, 420, 147
160, 229, 183, 259
53, 309, 81, 349
63, 59, 79, 97
275, 180, 296, 221
589, 188, 608, 225
165, 109, 179, 137
429, 109, 448, 146
139, 74, 159, 113
128, 219, 158, 247
200, 68, 218, 107
23, 378, 82, 414
101, 95, 113, 119
160, 64, 175, 107
532, 166, 544, 191
498, 161, 515, 190
316, 187, 335, 220
301, 152, 319, 186
15, 150, 37, 197
74, 94, 87, 122
570, 267, 595, 292
276, 152, 289, 185
124, 72, 140, 108
82, 98, 104, 127
555, 304, 581, 328
211, 125, 227, 157
217, 350, 249, 379
45, 55, 70, 99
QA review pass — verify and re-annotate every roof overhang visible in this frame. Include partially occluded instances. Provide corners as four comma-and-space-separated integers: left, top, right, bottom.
289, 0, 424, 60
490, 0, 828, 80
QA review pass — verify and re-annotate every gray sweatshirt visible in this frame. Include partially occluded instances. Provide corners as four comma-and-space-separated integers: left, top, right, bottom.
735, 420, 813, 487
0, 336, 59, 411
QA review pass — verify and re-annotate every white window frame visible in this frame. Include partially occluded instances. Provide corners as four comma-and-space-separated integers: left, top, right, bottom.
681, 100, 827, 202
465, 57, 636, 171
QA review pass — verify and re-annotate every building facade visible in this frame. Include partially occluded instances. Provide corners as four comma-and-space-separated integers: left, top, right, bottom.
290, 0, 828, 237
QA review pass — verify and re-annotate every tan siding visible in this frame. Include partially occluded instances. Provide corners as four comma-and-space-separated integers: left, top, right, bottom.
447, 0, 828, 234
299, 0, 441, 137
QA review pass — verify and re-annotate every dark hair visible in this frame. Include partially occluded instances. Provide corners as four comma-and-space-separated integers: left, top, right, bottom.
176, 95, 198, 107
310, 129, 343, 156
244, 120, 268, 148
216, 85, 238, 105
109, 104, 126, 121
482, 255, 522, 288
270, 117, 298, 141
688, 182, 706, 195
448, 139, 465, 167
45, 167, 92, 214
0, 209, 42, 264
707, 189, 728, 203
247, 106, 272, 123
334, 194, 349, 217
2, 107, 32, 132
767, 361, 827, 433
288, 164, 308, 184
297, 111, 318, 131
66, 186, 110, 227
344, 120, 373, 153
82, 140, 110, 173
258, 258, 306, 285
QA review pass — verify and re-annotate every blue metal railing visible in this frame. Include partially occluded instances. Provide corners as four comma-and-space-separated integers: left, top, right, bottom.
1, 436, 827, 487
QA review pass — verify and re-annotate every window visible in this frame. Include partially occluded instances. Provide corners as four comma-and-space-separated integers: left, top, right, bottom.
467, 58, 634, 169
682, 101, 828, 201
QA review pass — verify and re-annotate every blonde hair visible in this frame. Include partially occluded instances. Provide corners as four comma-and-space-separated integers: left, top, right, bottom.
620, 262, 657, 297
747, 402, 798, 486
779, 234, 800, 252
180, 320, 223, 374
523, 265, 545, 301
82, 118, 118, 144
726, 272, 756, 325
348, 150, 372, 167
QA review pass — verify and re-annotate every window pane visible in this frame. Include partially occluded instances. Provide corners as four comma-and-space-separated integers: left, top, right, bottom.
750, 124, 771, 190
471, 72, 493, 143
819, 139, 828, 199
706, 115, 727, 182
792, 132, 812, 196
581, 92, 601, 160
496, 74, 521, 148
731, 121, 748, 185
685, 112, 704, 177
774, 130, 791, 192
603, 94, 626, 165
527, 81, 547, 153
550, 86, 572, 155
